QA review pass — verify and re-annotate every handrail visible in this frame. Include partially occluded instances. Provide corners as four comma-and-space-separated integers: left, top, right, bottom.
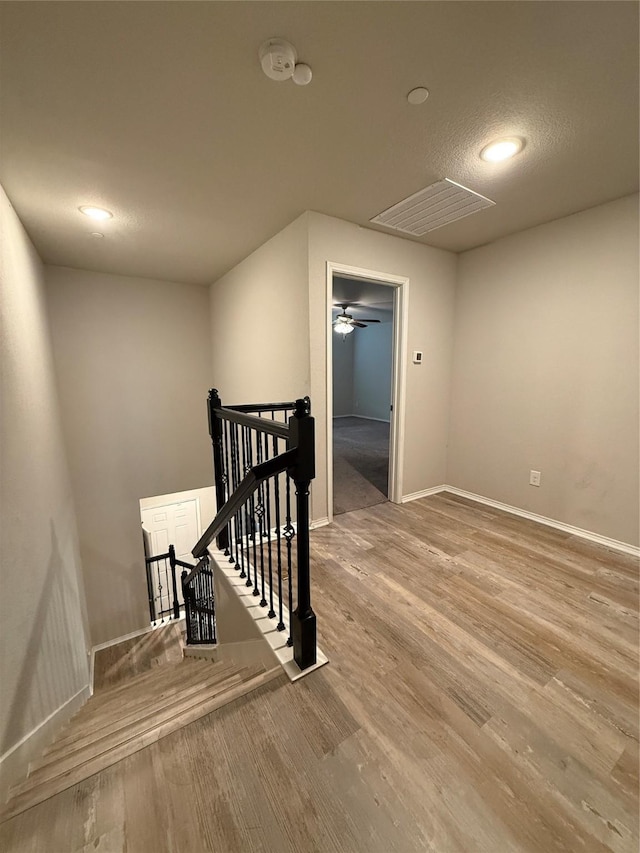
214, 406, 290, 439
181, 554, 210, 586
186, 387, 317, 669
145, 551, 170, 565
191, 448, 298, 562
227, 401, 296, 413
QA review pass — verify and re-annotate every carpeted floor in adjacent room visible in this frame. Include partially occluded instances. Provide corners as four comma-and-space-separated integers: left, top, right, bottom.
333, 417, 389, 515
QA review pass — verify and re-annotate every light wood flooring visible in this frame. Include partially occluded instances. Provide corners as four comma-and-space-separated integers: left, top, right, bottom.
1, 492, 638, 852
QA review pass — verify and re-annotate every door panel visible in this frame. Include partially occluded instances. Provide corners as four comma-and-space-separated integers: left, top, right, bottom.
141, 499, 200, 615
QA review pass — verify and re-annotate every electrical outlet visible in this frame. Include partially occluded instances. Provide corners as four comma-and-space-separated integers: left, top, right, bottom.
529, 470, 541, 487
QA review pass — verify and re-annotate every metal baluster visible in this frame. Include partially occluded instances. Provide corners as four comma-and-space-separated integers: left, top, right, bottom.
264, 431, 275, 619
273, 433, 285, 631
284, 473, 295, 646
224, 419, 234, 562
255, 420, 267, 607
241, 424, 253, 589
229, 420, 241, 570
232, 422, 247, 580
158, 559, 166, 622
243, 426, 260, 597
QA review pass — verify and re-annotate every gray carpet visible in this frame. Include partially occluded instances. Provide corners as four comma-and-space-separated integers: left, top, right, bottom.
333, 417, 390, 515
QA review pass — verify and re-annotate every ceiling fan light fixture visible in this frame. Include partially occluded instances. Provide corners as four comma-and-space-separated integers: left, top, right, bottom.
334, 320, 354, 334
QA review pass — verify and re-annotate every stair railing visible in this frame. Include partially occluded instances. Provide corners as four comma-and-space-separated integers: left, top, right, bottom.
182, 389, 317, 671
145, 545, 181, 624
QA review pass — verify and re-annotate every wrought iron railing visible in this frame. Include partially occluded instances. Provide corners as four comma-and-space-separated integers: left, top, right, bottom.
145, 545, 181, 625
145, 543, 203, 629
182, 389, 317, 670
180, 555, 216, 644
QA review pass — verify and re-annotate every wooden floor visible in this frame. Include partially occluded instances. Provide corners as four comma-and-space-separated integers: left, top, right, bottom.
1, 493, 638, 852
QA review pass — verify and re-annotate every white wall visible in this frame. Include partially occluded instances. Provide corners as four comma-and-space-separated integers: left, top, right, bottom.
448, 195, 639, 546
209, 214, 310, 404
332, 331, 354, 416
0, 188, 90, 796
308, 212, 458, 519
353, 320, 393, 421
45, 266, 213, 646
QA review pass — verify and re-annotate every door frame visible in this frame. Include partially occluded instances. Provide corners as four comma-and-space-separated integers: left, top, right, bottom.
325, 261, 409, 523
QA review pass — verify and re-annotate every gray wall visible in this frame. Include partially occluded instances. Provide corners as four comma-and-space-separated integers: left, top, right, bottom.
332, 331, 355, 416
45, 266, 213, 645
332, 321, 393, 421
448, 194, 639, 546
353, 320, 393, 421
0, 188, 90, 794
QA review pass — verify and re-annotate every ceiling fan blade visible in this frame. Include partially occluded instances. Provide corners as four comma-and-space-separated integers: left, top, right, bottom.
352, 321, 367, 328
357, 318, 381, 323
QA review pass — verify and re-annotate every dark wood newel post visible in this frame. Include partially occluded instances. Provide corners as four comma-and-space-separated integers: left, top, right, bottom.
289, 396, 317, 670
208, 388, 230, 552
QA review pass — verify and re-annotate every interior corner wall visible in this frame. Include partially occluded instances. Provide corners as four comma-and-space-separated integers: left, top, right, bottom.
45, 266, 213, 646
448, 194, 640, 546
352, 321, 393, 421
308, 212, 458, 520
209, 213, 310, 404
0, 188, 90, 795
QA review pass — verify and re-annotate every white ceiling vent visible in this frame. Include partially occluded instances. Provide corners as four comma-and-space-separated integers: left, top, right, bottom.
370, 178, 495, 236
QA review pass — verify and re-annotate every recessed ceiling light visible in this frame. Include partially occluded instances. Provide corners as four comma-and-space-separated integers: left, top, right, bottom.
79, 205, 113, 220
407, 87, 429, 105
480, 137, 524, 162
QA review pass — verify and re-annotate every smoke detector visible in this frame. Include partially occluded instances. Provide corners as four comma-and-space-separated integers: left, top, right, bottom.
259, 38, 312, 86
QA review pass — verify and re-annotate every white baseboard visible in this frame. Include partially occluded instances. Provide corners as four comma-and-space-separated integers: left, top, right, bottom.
443, 487, 640, 557
403, 484, 639, 557
0, 684, 91, 803
333, 414, 390, 423
310, 517, 330, 530
401, 485, 447, 503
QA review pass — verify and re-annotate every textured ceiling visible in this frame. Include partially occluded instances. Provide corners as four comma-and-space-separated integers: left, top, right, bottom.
1, 1, 638, 285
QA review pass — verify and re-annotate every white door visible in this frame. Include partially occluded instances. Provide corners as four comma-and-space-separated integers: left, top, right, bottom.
141, 499, 200, 615
141, 499, 200, 563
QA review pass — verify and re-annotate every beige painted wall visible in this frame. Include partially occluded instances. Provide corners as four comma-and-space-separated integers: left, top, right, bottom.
448, 194, 639, 546
45, 266, 213, 645
308, 213, 458, 518
0, 188, 90, 793
209, 214, 310, 404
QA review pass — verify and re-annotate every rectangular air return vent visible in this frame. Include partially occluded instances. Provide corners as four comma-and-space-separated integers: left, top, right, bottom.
370, 178, 495, 236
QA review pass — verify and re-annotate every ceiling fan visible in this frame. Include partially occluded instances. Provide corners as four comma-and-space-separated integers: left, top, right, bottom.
333, 303, 381, 335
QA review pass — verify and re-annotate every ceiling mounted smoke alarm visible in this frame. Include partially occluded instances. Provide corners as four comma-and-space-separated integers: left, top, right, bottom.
259, 38, 312, 86
259, 39, 297, 81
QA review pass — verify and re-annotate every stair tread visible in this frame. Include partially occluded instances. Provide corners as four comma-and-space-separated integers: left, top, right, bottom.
56, 658, 235, 734
35, 664, 261, 772
52, 658, 226, 734
1, 666, 283, 824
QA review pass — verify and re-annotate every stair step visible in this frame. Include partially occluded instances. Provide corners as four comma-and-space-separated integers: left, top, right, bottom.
35, 665, 250, 772
48, 660, 233, 750
1, 665, 282, 823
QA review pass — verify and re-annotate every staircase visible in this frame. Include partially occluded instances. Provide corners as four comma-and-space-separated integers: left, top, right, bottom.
1, 644, 281, 822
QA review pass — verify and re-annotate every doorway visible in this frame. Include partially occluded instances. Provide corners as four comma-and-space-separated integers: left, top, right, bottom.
326, 263, 408, 520
139, 486, 216, 621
